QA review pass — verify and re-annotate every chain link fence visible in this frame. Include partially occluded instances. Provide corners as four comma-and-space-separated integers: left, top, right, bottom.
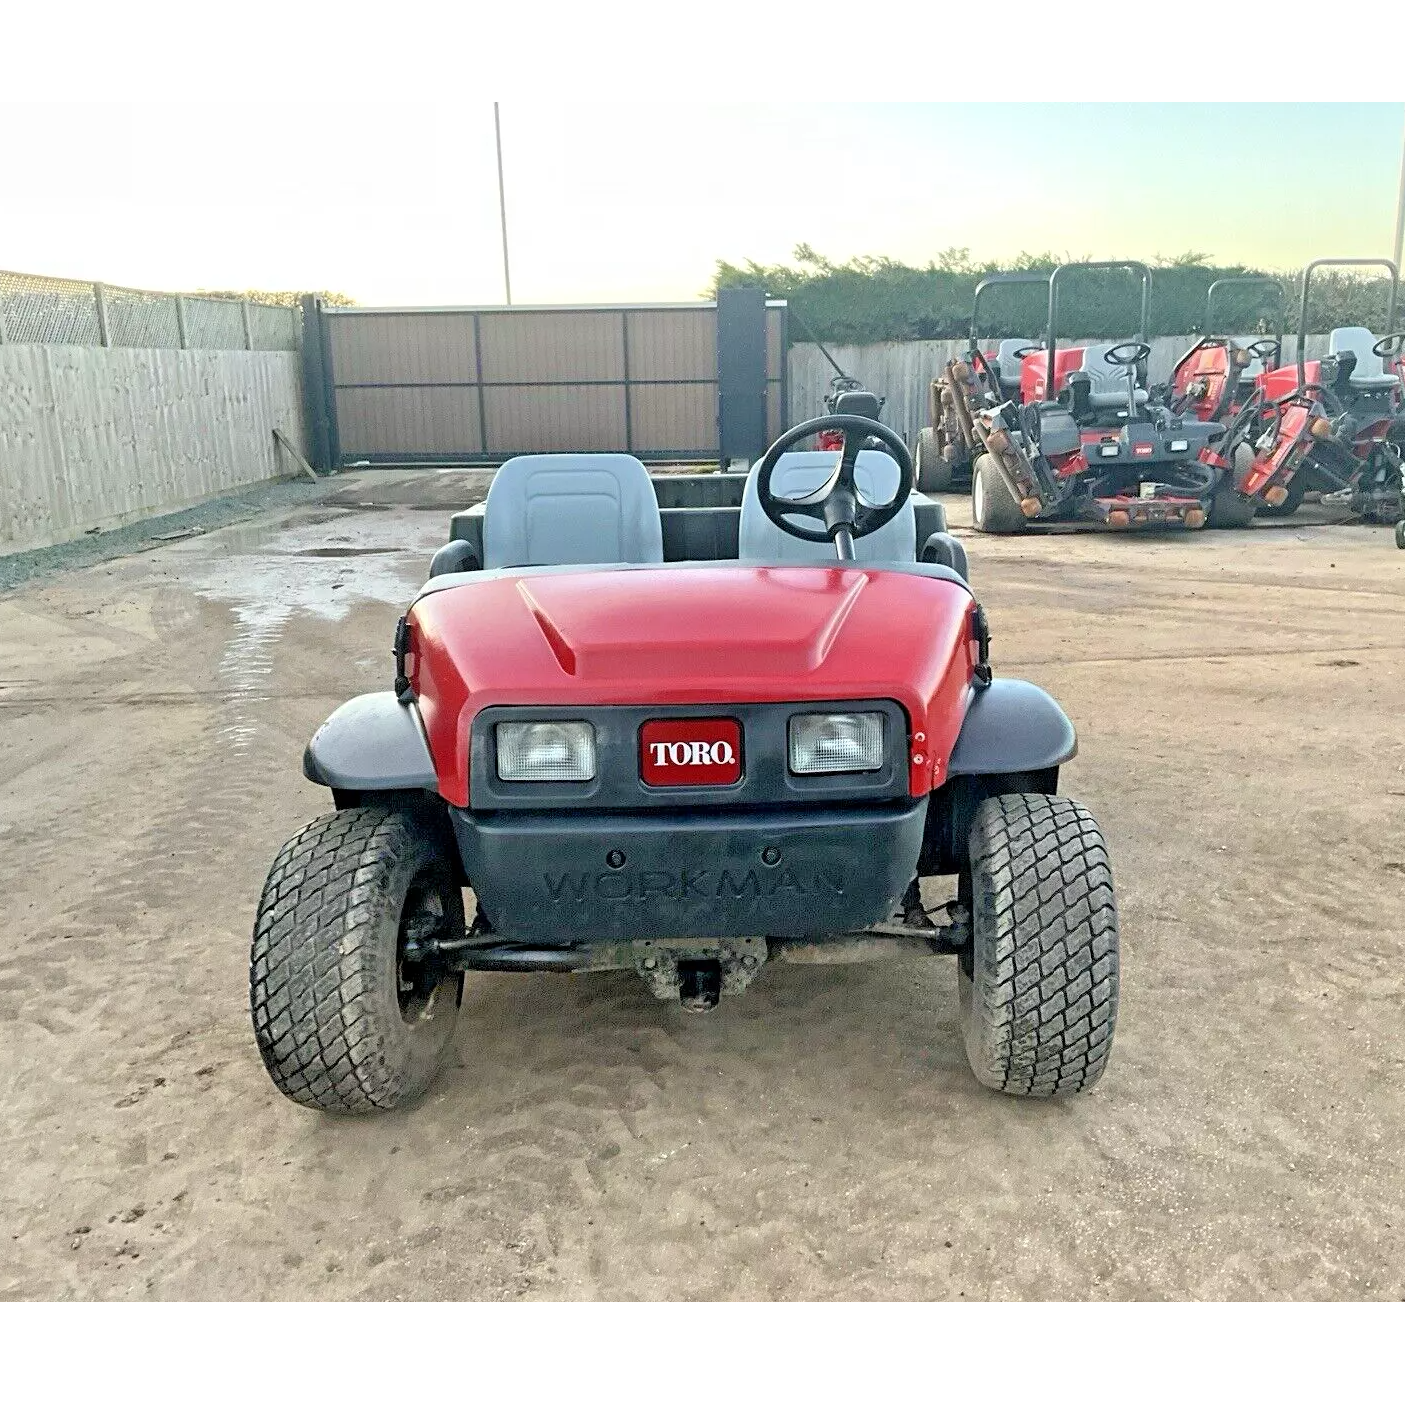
0, 269, 300, 352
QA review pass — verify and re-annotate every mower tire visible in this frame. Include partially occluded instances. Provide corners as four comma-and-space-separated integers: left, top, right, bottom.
959, 793, 1119, 1097
1396, 518, 1405, 549
1255, 476, 1307, 519
250, 806, 464, 1114
1207, 478, 1255, 529
916, 427, 954, 494
971, 453, 1026, 534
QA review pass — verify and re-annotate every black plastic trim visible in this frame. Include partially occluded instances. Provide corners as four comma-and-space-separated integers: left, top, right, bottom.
946, 678, 1077, 776
303, 691, 438, 792
450, 798, 928, 943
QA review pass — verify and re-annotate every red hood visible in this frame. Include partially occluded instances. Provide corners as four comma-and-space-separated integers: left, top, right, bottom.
408, 566, 978, 806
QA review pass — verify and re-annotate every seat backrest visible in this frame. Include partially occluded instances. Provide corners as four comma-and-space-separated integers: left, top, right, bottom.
739, 451, 917, 564
1328, 326, 1397, 387
1080, 344, 1149, 408
482, 453, 664, 569
996, 339, 1038, 387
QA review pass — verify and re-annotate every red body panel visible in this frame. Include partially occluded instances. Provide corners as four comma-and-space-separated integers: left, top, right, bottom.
408, 567, 979, 807
1239, 403, 1314, 498
1259, 361, 1321, 400
1172, 344, 1233, 421
1021, 348, 1085, 403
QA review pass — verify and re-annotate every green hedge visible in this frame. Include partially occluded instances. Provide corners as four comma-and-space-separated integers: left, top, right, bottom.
711, 247, 1398, 343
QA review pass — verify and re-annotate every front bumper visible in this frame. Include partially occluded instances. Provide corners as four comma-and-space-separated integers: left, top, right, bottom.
451, 799, 928, 943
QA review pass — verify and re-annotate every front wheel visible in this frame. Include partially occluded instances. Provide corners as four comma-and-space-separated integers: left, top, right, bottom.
959, 793, 1119, 1097
250, 806, 464, 1113
1395, 518, 1405, 549
916, 427, 954, 493
1207, 477, 1255, 529
971, 453, 1026, 533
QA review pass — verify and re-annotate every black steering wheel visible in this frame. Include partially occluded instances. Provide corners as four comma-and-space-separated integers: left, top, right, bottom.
1372, 332, 1404, 360
755, 414, 915, 560
1104, 342, 1152, 367
1243, 338, 1278, 362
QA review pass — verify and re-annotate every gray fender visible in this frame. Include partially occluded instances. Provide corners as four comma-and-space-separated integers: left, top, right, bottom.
947, 678, 1077, 776
302, 691, 438, 792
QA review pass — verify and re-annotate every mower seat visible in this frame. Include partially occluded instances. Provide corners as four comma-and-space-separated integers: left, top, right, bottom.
1079, 344, 1150, 410
482, 453, 664, 569
739, 451, 917, 564
1327, 327, 1399, 391
996, 339, 1039, 390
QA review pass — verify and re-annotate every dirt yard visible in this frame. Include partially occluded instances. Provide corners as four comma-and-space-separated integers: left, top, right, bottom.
2, 471, 1403, 1300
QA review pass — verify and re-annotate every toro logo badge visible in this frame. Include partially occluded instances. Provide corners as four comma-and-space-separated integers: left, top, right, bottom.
640, 718, 742, 787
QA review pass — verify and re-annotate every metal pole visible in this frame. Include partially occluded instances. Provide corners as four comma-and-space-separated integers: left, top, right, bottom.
494, 102, 512, 305
1393, 107, 1405, 278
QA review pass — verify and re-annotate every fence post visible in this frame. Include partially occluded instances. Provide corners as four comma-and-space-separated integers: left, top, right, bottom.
240, 300, 254, 351
175, 295, 188, 350
94, 283, 111, 347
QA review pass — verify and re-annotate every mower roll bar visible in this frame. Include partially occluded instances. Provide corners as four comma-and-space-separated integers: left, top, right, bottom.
1295, 257, 1399, 386
1205, 276, 1285, 335
968, 272, 1051, 354
1045, 261, 1152, 399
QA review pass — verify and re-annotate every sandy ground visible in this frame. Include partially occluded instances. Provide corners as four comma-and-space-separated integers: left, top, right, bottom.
2, 470, 1403, 1301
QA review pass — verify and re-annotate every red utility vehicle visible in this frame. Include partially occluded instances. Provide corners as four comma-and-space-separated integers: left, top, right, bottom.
250, 417, 1118, 1112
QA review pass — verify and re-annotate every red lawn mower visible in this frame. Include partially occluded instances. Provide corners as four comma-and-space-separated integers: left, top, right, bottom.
250, 417, 1119, 1113
1161, 277, 1295, 525
965, 262, 1226, 533
917, 271, 1050, 493
1248, 257, 1404, 531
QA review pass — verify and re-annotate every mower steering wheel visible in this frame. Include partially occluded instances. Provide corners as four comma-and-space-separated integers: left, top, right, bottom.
1244, 338, 1279, 362
755, 414, 915, 560
1104, 342, 1152, 367
1013, 344, 1041, 359
1372, 332, 1405, 360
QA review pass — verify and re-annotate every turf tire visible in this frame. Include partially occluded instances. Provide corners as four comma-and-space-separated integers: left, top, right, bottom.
1207, 479, 1255, 529
971, 452, 1026, 533
959, 793, 1119, 1097
250, 806, 464, 1114
916, 427, 955, 493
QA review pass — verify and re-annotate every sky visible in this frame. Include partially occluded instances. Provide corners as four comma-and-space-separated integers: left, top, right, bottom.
4, 102, 1403, 306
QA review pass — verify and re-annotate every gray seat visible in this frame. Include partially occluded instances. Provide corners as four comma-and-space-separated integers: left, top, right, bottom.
1328, 327, 1400, 391
482, 453, 664, 569
1080, 343, 1150, 410
739, 451, 918, 564
996, 338, 1039, 390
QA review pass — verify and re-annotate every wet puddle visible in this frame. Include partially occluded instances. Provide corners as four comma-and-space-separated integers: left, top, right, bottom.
170, 511, 445, 755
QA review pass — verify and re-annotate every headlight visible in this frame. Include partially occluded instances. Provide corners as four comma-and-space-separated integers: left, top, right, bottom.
495, 720, 596, 782
788, 712, 885, 775
1169, 439, 1189, 452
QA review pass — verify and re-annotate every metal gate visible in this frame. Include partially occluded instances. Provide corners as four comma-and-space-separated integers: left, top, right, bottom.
314, 299, 786, 466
